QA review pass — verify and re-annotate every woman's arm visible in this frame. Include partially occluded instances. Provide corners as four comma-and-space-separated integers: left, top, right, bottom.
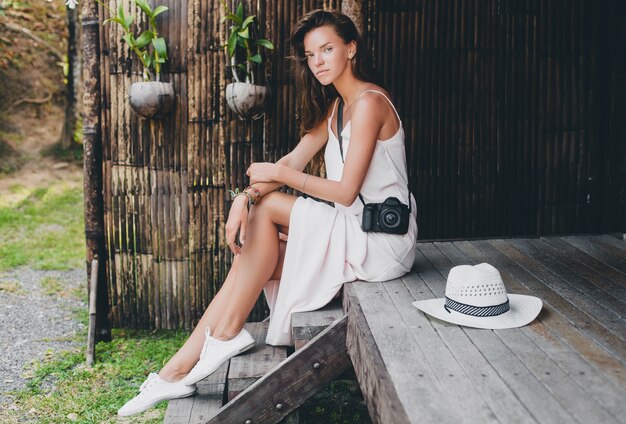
249, 94, 386, 207
242, 120, 330, 198
225, 112, 330, 254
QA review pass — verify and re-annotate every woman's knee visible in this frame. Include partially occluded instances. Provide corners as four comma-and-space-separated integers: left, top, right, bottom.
252, 191, 296, 227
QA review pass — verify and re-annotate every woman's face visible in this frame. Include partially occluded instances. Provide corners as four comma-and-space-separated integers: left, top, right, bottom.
303, 25, 355, 86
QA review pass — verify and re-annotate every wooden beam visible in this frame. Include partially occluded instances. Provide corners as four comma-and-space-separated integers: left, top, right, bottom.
206, 315, 351, 424
86, 259, 98, 366
342, 283, 412, 424
81, 0, 110, 342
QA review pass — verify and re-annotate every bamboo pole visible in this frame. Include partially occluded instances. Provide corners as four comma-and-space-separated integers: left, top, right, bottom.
342, 0, 365, 35
82, 0, 111, 342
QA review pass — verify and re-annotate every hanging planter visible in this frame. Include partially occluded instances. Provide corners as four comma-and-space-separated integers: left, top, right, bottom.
129, 81, 175, 119
98, 0, 174, 120
225, 82, 268, 120
221, 1, 274, 120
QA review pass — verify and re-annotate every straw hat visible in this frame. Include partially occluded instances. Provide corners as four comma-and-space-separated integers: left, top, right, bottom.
412, 263, 542, 329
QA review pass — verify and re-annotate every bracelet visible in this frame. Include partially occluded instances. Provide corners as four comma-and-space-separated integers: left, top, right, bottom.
238, 191, 253, 209
302, 174, 310, 192
244, 186, 261, 204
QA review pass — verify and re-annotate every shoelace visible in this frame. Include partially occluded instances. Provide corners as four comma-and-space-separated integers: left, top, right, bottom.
138, 373, 159, 394
199, 328, 223, 360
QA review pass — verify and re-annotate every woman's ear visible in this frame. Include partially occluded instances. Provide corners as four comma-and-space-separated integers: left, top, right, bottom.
348, 41, 357, 59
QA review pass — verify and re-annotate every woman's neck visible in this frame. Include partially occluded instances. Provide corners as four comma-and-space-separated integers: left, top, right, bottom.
333, 71, 369, 110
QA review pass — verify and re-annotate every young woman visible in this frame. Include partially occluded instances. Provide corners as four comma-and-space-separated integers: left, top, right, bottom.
118, 9, 418, 417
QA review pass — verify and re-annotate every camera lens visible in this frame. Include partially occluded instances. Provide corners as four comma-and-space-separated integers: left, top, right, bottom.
381, 208, 401, 229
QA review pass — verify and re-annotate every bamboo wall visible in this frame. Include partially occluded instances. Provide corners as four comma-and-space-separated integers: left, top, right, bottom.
97, 0, 625, 329
366, 0, 622, 239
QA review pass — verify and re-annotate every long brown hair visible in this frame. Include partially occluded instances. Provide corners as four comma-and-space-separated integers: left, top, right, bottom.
290, 9, 380, 132
290, 10, 380, 176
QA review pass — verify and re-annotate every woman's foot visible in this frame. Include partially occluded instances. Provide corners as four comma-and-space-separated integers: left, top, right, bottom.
117, 372, 196, 417
181, 327, 255, 385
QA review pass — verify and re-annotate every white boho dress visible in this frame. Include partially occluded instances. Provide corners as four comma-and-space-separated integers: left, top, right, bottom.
263, 90, 418, 346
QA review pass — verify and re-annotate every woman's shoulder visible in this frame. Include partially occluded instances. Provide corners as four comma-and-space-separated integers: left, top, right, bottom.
353, 85, 395, 117
358, 84, 394, 104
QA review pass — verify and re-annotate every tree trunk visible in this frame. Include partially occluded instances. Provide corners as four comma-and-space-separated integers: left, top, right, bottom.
82, 0, 111, 343
59, 5, 81, 149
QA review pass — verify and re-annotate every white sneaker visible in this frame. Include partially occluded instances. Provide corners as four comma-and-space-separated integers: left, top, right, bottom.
117, 372, 196, 417
181, 327, 255, 385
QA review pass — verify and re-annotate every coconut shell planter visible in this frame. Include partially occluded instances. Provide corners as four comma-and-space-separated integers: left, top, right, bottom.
129, 81, 175, 119
225, 82, 269, 120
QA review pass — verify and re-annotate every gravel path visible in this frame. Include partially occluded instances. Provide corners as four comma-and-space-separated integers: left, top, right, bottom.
0, 268, 86, 405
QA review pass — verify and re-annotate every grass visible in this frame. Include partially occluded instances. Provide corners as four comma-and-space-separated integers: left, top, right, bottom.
0, 174, 371, 423
0, 178, 85, 271
0, 279, 22, 293
0, 328, 190, 423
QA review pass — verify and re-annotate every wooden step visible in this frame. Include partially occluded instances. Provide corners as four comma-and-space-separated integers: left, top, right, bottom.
165, 298, 346, 424
291, 297, 344, 350
164, 360, 229, 424
165, 322, 293, 423
227, 322, 289, 401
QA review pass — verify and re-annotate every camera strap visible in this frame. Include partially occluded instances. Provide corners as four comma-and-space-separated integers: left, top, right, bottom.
337, 98, 367, 206
337, 98, 411, 213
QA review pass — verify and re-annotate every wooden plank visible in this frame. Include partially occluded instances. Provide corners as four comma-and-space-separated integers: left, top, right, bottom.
164, 361, 228, 424
387, 275, 534, 423
505, 238, 625, 332
228, 322, 288, 401
208, 315, 351, 424
443, 240, 626, 420
589, 235, 626, 259
291, 298, 343, 350
562, 236, 626, 276
595, 234, 626, 251
417, 244, 577, 423
541, 236, 626, 303
452, 240, 626, 384
343, 281, 458, 424
470, 239, 626, 360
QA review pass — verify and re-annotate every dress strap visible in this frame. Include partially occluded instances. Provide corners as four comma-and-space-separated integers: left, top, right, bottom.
358, 90, 402, 123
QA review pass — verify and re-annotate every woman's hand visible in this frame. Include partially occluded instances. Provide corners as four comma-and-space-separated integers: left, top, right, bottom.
225, 194, 249, 255
247, 162, 281, 184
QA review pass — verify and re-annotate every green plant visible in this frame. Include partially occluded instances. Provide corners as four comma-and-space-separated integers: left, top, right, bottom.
220, 0, 274, 84
96, 0, 169, 81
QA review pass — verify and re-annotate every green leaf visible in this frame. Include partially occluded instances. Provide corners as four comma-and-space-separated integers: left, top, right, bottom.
135, 0, 153, 17
156, 57, 166, 64
222, 13, 242, 25
241, 15, 255, 30
152, 5, 169, 17
135, 31, 154, 49
235, 3, 244, 20
144, 55, 152, 68
256, 39, 274, 50
102, 17, 124, 27
117, 3, 125, 21
152, 37, 168, 60
122, 34, 136, 48
124, 14, 134, 29
238, 27, 249, 39
150, 5, 168, 27
236, 63, 247, 71
227, 31, 238, 57
248, 53, 262, 63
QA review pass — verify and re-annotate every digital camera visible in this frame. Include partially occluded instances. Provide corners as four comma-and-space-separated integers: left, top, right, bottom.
361, 197, 410, 235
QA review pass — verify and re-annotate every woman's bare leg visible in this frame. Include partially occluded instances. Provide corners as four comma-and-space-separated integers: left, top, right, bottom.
210, 192, 295, 340
159, 192, 295, 381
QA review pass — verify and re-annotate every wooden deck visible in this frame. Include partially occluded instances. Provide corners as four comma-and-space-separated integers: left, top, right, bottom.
347, 234, 625, 423
166, 234, 626, 423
